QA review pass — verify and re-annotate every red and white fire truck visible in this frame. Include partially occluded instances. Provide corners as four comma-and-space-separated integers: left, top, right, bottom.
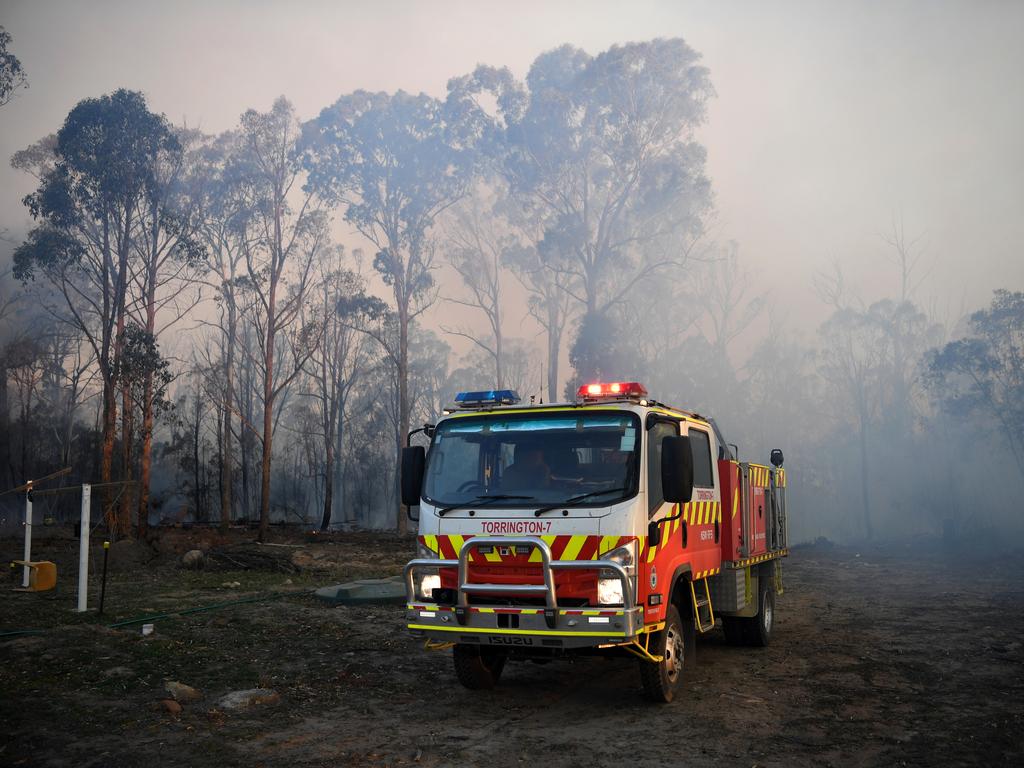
402, 382, 789, 702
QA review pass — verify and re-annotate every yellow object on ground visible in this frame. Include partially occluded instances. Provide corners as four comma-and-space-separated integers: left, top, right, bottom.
12, 560, 57, 592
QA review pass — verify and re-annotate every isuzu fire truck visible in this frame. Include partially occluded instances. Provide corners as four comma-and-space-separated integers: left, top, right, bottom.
401, 382, 789, 702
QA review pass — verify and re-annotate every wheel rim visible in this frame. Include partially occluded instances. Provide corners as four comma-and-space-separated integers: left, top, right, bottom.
664, 624, 684, 683
763, 595, 773, 633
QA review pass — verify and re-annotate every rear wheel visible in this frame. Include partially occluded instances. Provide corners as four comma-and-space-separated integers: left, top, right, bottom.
639, 604, 687, 703
453, 644, 506, 690
744, 581, 775, 647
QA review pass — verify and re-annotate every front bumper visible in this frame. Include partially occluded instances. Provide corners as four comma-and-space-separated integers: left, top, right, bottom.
404, 535, 644, 649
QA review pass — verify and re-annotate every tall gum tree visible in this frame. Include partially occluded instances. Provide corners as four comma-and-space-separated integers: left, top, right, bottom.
450, 39, 714, 382
234, 97, 325, 540
14, 90, 177, 535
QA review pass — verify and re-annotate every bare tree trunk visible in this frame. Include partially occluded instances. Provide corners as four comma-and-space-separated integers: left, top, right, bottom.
0, 362, 9, 489
547, 298, 561, 402
397, 297, 410, 535
137, 248, 159, 538
259, 286, 277, 541
857, 403, 873, 541
220, 300, 236, 532
495, 326, 504, 389
334, 400, 345, 525
193, 390, 203, 520
321, 436, 334, 531
137, 376, 153, 537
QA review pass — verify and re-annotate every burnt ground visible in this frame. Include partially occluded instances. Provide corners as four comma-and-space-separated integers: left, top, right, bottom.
1, 531, 1022, 767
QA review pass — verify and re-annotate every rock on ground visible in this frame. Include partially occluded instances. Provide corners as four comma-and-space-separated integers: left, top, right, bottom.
164, 681, 202, 702
159, 699, 182, 715
216, 688, 280, 710
181, 549, 205, 568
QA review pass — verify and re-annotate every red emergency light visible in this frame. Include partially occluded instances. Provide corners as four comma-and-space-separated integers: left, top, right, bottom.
577, 381, 649, 401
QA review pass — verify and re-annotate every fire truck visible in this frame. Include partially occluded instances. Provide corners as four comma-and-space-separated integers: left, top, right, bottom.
401, 382, 788, 702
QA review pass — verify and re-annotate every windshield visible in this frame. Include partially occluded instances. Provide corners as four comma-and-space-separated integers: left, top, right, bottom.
422, 410, 641, 509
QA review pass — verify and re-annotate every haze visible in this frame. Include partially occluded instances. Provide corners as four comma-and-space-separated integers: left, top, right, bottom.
3, 1, 1022, 317
1, 0, 1022, 542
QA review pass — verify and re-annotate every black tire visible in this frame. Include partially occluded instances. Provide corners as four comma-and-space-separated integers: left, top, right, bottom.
639, 604, 688, 703
453, 644, 506, 690
721, 615, 745, 645
744, 580, 775, 647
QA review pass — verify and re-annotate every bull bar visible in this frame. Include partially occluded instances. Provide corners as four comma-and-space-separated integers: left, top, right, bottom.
404, 536, 644, 646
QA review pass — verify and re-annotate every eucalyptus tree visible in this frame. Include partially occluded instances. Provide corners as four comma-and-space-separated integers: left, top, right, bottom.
442, 187, 513, 388
0, 25, 28, 108
927, 290, 1024, 481
14, 89, 179, 534
450, 39, 715, 382
233, 97, 326, 538
303, 252, 386, 530
128, 127, 207, 535
196, 130, 256, 531
301, 89, 486, 531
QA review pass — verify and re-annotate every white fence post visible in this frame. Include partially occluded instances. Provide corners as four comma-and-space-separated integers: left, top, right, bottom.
77, 484, 91, 612
22, 482, 33, 587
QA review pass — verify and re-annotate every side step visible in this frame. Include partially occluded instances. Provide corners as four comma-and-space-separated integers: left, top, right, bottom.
689, 577, 715, 633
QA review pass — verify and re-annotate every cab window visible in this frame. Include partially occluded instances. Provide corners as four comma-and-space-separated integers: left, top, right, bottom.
688, 428, 714, 488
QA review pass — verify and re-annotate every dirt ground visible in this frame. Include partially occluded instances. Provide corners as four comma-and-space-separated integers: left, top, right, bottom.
1, 531, 1022, 768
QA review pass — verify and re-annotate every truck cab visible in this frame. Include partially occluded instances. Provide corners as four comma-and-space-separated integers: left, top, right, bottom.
402, 382, 788, 702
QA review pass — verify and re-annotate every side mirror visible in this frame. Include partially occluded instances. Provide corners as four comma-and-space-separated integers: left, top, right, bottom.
647, 519, 662, 548
662, 435, 694, 504
770, 448, 784, 468
401, 446, 425, 509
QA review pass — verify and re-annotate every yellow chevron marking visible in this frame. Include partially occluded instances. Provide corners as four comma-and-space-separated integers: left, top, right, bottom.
561, 536, 586, 561
477, 607, 494, 613
600, 535, 619, 555
424, 535, 438, 554
647, 544, 658, 564
450, 535, 465, 555
528, 534, 559, 562
484, 548, 502, 563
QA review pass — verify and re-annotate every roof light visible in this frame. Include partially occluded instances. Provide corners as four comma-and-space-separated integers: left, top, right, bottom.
454, 389, 521, 407
577, 382, 648, 402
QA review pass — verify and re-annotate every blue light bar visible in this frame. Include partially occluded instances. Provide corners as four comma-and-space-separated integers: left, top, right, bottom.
454, 389, 521, 406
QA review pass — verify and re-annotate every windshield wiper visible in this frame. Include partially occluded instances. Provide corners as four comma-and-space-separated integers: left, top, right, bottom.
437, 494, 536, 516
534, 487, 629, 517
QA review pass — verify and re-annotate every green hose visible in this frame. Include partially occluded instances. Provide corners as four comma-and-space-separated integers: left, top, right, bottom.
105, 590, 310, 628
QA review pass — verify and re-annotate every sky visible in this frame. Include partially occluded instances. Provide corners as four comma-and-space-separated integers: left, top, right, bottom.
1, 0, 1022, 347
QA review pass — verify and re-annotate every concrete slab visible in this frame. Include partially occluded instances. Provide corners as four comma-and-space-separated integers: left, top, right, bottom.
315, 576, 406, 605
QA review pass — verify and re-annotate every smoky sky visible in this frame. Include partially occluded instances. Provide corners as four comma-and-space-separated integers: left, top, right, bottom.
1, 0, 1022, 340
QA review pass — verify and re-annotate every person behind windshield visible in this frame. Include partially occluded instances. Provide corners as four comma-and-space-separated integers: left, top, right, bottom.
502, 445, 551, 492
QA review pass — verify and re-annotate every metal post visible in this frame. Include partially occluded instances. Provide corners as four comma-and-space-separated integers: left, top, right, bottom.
22, 481, 33, 588
77, 484, 91, 612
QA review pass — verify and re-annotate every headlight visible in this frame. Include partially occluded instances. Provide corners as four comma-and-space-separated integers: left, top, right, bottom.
597, 576, 624, 605
597, 541, 636, 605
416, 573, 441, 601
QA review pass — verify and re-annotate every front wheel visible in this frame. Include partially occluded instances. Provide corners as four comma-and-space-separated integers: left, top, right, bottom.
639, 604, 688, 703
453, 644, 506, 690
